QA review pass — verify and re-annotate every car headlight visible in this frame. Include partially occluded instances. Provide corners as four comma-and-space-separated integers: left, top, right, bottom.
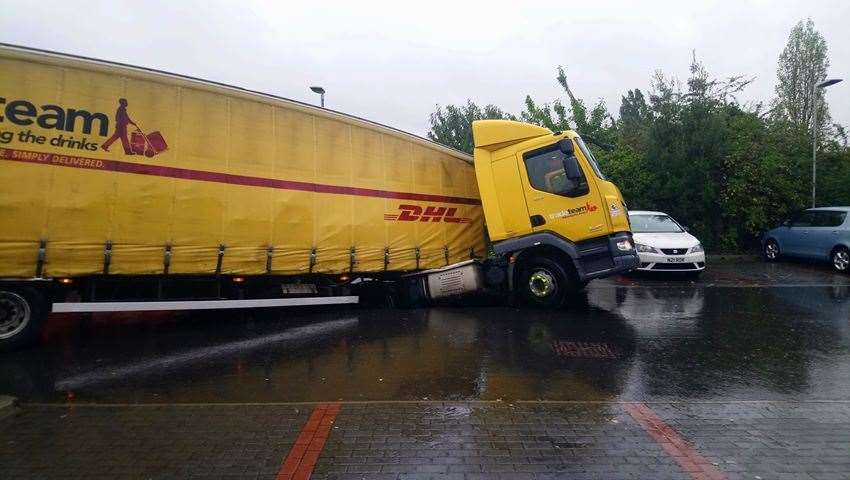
635, 243, 659, 253
689, 244, 704, 253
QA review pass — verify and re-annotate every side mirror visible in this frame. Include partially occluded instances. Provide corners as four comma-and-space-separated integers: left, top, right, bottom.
563, 155, 582, 181
682, 226, 689, 232
558, 138, 574, 155
782, 220, 790, 227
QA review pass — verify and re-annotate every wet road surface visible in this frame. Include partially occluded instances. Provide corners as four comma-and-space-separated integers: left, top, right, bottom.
2, 259, 850, 479
2, 260, 848, 404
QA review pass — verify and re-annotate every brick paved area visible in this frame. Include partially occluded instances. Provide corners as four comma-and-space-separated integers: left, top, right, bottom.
311, 403, 687, 480
648, 402, 850, 480
0, 404, 309, 479
1, 401, 849, 479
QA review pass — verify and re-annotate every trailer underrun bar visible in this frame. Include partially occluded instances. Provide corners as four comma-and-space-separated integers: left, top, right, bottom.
52, 296, 359, 313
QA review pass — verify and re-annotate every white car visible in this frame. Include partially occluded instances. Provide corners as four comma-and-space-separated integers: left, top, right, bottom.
628, 210, 705, 274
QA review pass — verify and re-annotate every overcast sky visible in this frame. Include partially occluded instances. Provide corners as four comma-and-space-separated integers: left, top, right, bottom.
2, 0, 847, 136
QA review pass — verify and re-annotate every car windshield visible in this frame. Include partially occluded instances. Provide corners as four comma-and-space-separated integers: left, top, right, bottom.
629, 214, 683, 233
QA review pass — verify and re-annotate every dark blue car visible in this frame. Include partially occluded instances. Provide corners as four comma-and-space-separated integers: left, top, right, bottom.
762, 207, 850, 273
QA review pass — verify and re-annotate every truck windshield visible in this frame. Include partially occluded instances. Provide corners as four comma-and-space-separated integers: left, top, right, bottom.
575, 136, 606, 180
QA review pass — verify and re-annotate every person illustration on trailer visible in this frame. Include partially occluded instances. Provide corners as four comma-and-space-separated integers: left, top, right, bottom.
101, 98, 137, 154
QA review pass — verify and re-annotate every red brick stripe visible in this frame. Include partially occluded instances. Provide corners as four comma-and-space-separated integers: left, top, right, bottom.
276, 402, 341, 480
624, 402, 726, 480
0, 147, 481, 206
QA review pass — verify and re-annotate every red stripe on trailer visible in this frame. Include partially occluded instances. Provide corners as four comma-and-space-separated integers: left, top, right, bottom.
0, 147, 482, 206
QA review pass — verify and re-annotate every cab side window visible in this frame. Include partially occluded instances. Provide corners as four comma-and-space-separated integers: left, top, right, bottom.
523, 147, 588, 198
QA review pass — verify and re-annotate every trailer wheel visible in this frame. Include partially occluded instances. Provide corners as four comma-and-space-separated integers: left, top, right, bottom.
517, 257, 577, 308
0, 287, 48, 352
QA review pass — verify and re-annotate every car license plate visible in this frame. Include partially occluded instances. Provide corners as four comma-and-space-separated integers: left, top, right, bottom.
667, 257, 686, 263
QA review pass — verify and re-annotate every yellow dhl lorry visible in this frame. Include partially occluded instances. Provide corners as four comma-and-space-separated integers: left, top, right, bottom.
0, 44, 638, 349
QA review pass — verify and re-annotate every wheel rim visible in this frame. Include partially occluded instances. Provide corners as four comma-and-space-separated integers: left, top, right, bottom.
834, 250, 850, 272
528, 269, 557, 298
0, 291, 31, 340
765, 242, 779, 259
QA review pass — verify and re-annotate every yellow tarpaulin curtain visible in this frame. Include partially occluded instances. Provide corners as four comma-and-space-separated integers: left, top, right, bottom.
0, 48, 484, 278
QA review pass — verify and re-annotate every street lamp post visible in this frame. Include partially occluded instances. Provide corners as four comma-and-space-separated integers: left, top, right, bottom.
310, 86, 325, 108
812, 78, 842, 207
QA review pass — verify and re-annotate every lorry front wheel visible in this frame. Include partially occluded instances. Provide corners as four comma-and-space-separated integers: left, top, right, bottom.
518, 257, 577, 308
0, 287, 48, 352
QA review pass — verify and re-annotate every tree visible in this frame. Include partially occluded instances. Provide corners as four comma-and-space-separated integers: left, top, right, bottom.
618, 89, 651, 150
425, 22, 844, 252
519, 95, 569, 132
775, 19, 831, 135
555, 66, 612, 139
519, 66, 612, 139
721, 111, 807, 248
426, 100, 514, 154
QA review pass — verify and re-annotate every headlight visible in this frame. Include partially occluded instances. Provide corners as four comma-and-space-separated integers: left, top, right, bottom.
616, 240, 633, 251
635, 243, 659, 253
689, 244, 704, 253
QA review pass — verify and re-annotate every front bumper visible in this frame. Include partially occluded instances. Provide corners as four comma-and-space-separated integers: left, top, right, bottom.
576, 232, 640, 281
636, 251, 706, 272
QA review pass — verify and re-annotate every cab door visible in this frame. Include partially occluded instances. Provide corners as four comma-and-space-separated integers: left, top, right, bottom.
517, 140, 607, 243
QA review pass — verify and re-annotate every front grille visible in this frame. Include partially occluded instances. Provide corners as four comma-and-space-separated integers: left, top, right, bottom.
660, 248, 689, 255
651, 262, 699, 270
577, 237, 610, 255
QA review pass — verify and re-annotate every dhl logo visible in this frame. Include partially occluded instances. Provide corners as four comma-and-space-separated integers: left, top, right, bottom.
384, 204, 472, 223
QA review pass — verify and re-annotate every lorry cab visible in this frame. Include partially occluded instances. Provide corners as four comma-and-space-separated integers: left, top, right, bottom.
472, 120, 638, 306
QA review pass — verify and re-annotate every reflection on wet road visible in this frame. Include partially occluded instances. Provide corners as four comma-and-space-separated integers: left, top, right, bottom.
1, 261, 849, 404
